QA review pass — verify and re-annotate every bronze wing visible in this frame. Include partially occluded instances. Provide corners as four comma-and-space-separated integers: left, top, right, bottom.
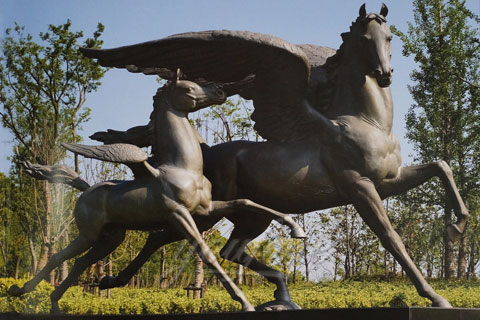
62, 143, 160, 179
81, 30, 333, 142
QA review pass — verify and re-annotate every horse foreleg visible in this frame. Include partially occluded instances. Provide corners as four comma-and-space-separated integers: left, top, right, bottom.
212, 200, 305, 238
50, 229, 126, 314
377, 161, 468, 241
345, 177, 451, 307
169, 205, 254, 311
8, 236, 92, 297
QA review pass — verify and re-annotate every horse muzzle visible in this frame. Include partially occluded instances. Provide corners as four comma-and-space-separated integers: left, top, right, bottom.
196, 87, 227, 108
373, 68, 393, 87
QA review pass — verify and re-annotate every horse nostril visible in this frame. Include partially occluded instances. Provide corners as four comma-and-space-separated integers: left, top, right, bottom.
390, 68, 394, 74
216, 89, 225, 98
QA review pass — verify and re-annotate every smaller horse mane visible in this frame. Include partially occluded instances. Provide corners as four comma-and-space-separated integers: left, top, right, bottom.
315, 13, 387, 113
152, 81, 175, 111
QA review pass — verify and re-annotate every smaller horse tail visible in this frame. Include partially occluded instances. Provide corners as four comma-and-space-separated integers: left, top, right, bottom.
22, 161, 90, 192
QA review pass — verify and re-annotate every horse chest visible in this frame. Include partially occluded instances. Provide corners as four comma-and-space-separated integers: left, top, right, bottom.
341, 123, 402, 182
159, 167, 212, 212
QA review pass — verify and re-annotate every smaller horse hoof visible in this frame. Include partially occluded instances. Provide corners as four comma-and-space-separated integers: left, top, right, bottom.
432, 298, 452, 308
8, 285, 24, 297
446, 224, 461, 242
256, 300, 301, 311
99, 275, 117, 290
290, 228, 306, 239
242, 303, 256, 312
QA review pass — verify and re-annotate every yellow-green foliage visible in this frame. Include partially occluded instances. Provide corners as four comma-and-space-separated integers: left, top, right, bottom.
1, 278, 480, 314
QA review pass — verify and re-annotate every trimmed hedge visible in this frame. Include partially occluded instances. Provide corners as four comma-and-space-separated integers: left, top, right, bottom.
1, 278, 480, 314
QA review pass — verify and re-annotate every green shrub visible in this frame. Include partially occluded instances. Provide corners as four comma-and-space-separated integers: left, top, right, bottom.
1, 278, 479, 314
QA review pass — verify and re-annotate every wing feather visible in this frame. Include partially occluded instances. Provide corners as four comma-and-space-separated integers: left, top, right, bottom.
81, 31, 338, 142
62, 143, 148, 164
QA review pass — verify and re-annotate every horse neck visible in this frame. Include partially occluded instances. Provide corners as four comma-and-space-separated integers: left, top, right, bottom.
151, 96, 203, 172
328, 60, 394, 133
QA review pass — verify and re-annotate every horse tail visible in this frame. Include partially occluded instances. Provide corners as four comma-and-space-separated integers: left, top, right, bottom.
22, 161, 90, 192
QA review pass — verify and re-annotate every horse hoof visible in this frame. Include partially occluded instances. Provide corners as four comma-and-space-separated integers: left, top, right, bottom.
50, 304, 61, 314
256, 300, 301, 311
290, 227, 306, 239
99, 275, 117, 290
8, 285, 24, 297
273, 288, 291, 302
446, 224, 461, 242
432, 297, 452, 308
242, 303, 256, 312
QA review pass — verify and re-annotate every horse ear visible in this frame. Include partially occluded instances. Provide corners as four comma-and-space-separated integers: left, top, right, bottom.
359, 3, 366, 18
380, 3, 388, 17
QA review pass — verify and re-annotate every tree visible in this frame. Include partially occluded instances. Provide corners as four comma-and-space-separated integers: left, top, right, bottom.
0, 20, 106, 280
392, 0, 479, 279
0, 172, 30, 278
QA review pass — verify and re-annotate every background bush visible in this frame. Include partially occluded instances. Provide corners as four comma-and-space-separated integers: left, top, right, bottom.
1, 277, 480, 314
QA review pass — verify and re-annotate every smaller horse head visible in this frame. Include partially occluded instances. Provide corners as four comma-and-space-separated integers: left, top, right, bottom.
155, 70, 227, 114
342, 3, 393, 87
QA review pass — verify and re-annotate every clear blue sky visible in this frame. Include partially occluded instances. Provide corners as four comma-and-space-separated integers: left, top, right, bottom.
0, 0, 478, 174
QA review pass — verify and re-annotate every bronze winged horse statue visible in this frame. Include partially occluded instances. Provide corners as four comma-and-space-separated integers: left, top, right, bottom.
24, 3, 468, 309
8, 76, 307, 313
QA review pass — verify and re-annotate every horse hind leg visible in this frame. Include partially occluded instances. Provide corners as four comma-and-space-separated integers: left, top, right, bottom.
377, 161, 468, 241
99, 216, 219, 290
211, 200, 306, 239
347, 177, 451, 307
8, 236, 92, 297
99, 229, 184, 289
169, 205, 254, 311
49, 229, 126, 314
219, 217, 296, 306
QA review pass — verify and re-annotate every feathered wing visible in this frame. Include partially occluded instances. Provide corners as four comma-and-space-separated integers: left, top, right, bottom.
62, 143, 148, 163
250, 44, 337, 141
81, 30, 336, 142
62, 143, 157, 179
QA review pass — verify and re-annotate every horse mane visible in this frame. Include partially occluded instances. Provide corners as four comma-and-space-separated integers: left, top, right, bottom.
315, 13, 387, 113
152, 82, 172, 111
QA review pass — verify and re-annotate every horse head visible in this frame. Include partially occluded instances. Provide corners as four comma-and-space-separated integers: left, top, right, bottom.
342, 3, 393, 87
156, 70, 226, 114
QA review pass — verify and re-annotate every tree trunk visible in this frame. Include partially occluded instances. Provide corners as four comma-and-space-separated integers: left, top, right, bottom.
59, 232, 69, 281
292, 256, 297, 284
37, 244, 49, 275
97, 260, 105, 297
160, 246, 167, 288
457, 232, 467, 279
37, 181, 53, 275
48, 245, 56, 285
28, 237, 38, 275
384, 250, 388, 277
14, 256, 20, 279
235, 264, 244, 285
443, 205, 455, 279
302, 217, 310, 282
283, 263, 288, 284
107, 254, 112, 298
467, 241, 477, 279
344, 206, 351, 279
193, 252, 204, 299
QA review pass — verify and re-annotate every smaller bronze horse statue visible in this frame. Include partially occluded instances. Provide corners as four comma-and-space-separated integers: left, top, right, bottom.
9, 76, 305, 313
